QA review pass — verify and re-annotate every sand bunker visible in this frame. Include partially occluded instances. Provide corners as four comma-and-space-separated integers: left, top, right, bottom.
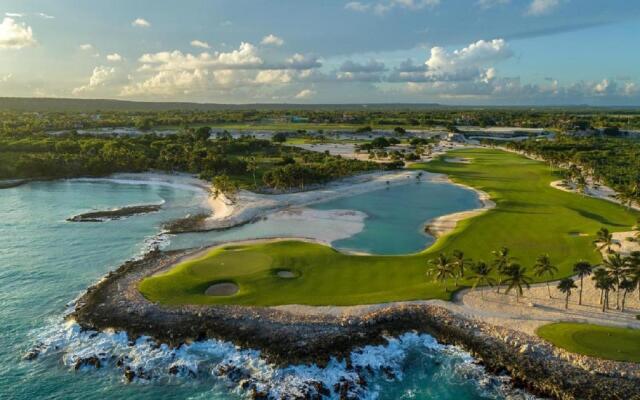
204, 282, 239, 296
276, 269, 299, 279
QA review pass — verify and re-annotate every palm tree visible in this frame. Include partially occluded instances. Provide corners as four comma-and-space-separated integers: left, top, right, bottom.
626, 250, 640, 301
428, 253, 455, 292
503, 264, 533, 303
592, 268, 616, 312
633, 219, 640, 241
603, 252, 627, 309
451, 249, 471, 288
615, 182, 639, 210
492, 247, 514, 294
619, 279, 637, 312
557, 278, 578, 309
470, 261, 495, 299
533, 254, 558, 298
593, 227, 620, 253
572, 261, 593, 305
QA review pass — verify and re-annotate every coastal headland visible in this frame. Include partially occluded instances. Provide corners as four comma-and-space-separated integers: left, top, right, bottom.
67, 148, 640, 399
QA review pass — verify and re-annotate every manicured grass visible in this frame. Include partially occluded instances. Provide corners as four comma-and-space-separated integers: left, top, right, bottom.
140, 148, 638, 306
536, 322, 640, 363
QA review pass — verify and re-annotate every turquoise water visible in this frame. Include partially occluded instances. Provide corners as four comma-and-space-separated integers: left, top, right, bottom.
168, 181, 479, 255
314, 181, 479, 254
0, 179, 527, 399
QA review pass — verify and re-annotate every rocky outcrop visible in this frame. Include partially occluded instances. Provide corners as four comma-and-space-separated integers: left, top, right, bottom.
72, 250, 640, 400
67, 204, 162, 222
0, 179, 27, 189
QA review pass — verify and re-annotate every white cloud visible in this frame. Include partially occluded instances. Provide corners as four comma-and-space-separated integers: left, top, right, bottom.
295, 89, 316, 99
132, 18, 151, 28
261, 34, 284, 47
526, 0, 560, 16
476, 0, 510, 9
0, 17, 36, 49
624, 82, 638, 96
1, 73, 12, 82
284, 53, 322, 70
345, 2, 371, 12
593, 79, 614, 95
122, 42, 322, 97
254, 70, 292, 84
425, 38, 512, 79
38, 12, 55, 19
122, 69, 211, 96
138, 42, 263, 71
5, 12, 24, 18
346, 0, 440, 15
79, 43, 93, 51
190, 40, 210, 49
72, 66, 116, 95
107, 53, 123, 62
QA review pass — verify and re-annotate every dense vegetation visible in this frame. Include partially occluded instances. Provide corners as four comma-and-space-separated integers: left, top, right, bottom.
507, 136, 640, 196
139, 149, 638, 306
0, 128, 387, 191
2, 104, 640, 137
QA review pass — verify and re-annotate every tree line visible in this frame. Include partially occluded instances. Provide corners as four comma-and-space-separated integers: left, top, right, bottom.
0, 127, 390, 192
428, 226, 640, 312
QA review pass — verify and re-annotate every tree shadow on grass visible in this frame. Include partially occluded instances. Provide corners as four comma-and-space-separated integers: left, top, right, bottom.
567, 207, 628, 227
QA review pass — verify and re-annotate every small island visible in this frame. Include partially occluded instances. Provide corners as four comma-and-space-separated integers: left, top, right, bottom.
67, 204, 163, 222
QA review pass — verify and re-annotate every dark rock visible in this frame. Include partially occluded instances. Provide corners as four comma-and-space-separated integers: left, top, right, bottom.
74, 356, 101, 370
124, 367, 135, 382
67, 204, 161, 222
71, 249, 640, 400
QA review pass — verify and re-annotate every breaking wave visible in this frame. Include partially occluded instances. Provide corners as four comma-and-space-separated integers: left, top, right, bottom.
26, 322, 538, 399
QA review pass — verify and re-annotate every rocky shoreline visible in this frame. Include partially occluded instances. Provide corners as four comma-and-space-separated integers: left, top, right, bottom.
67, 204, 162, 222
70, 250, 640, 400
0, 178, 28, 189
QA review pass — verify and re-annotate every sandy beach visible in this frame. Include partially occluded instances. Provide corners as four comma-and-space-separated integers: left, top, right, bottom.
550, 179, 640, 210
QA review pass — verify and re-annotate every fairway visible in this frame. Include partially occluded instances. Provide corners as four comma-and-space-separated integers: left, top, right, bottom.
140, 148, 639, 306
536, 323, 640, 362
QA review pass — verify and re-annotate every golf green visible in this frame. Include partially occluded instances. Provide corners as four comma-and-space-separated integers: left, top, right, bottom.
140, 148, 638, 306
537, 322, 640, 362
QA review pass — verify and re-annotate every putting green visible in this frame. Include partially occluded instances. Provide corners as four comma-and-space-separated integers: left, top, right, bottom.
140, 148, 638, 306
536, 322, 640, 362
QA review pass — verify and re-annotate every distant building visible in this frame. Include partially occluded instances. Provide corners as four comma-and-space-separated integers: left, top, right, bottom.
446, 133, 466, 143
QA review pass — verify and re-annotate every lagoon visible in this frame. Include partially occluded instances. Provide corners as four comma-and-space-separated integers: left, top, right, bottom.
168, 179, 480, 255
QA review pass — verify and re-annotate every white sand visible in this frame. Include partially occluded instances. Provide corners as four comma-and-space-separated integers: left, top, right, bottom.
205, 282, 239, 296
549, 179, 638, 209
200, 170, 426, 230
424, 183, 495, 238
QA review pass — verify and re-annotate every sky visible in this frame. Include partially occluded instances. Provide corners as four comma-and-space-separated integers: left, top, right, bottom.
0, 0, 639, 105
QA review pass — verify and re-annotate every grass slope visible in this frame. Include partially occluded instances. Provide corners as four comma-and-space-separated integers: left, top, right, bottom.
140, 148, 638, 306
537, 322, 640, 362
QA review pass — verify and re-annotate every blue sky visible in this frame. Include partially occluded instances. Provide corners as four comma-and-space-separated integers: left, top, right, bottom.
1, 0, 639, 105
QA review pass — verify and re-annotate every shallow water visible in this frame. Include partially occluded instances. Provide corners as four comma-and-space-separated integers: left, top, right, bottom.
168, 180, 479, 255
314, 181, 479, 254
0, 179, 529, 399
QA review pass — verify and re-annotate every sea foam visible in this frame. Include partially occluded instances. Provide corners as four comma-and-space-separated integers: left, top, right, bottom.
28, 321, 537, 399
